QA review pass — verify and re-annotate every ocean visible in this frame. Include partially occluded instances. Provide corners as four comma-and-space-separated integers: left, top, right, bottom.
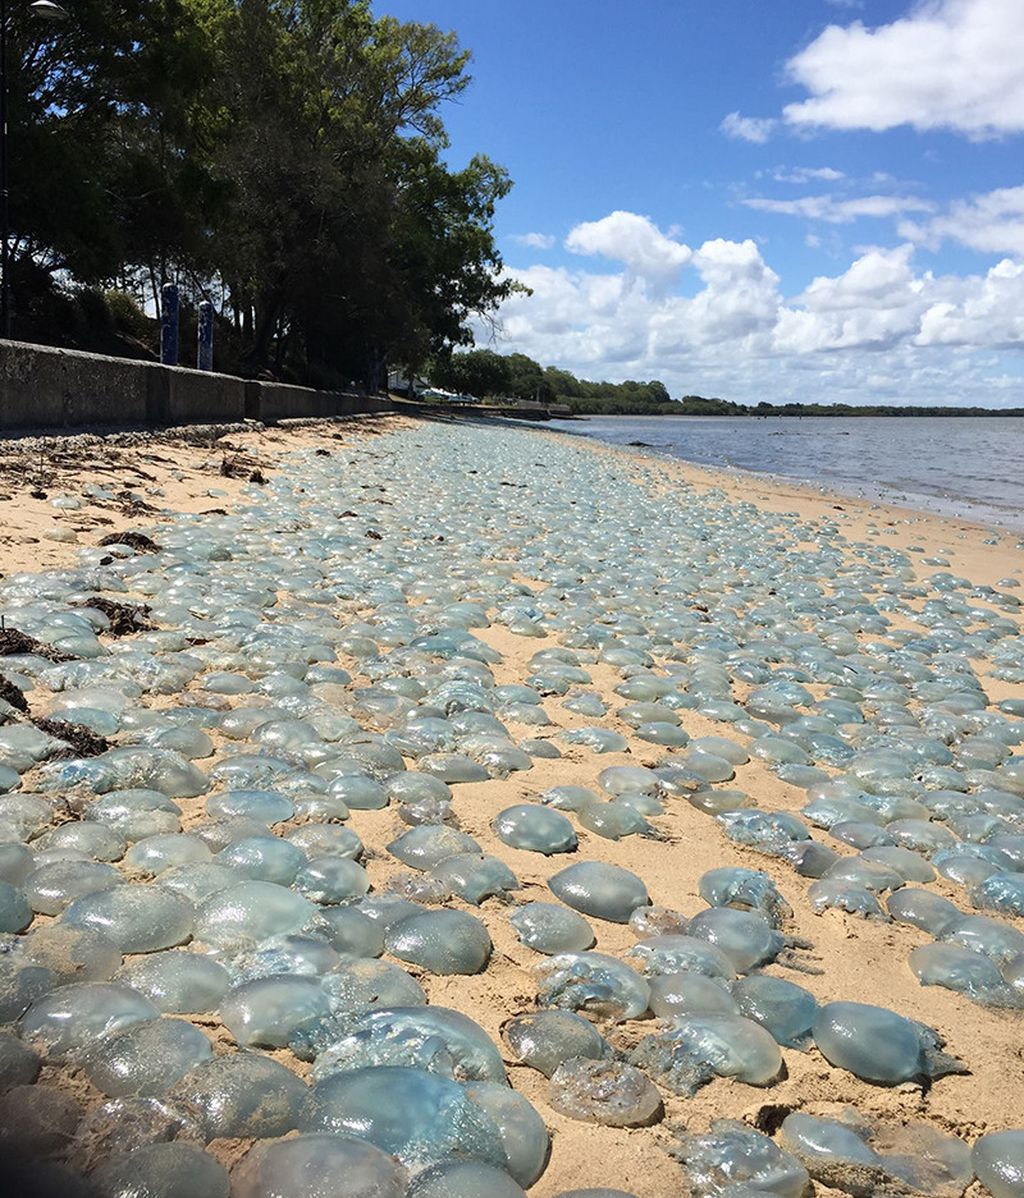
546, 415, 1024, 533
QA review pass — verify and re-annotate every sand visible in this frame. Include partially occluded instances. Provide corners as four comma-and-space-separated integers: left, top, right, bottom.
2, 414, 1023, 1197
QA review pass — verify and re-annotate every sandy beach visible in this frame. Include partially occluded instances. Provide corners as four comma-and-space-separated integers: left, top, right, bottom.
1, 413, 1022, 1197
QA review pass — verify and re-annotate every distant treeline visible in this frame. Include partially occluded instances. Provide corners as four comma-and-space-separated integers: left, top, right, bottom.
429, 350, 1024, 416
429, 349, 685, 412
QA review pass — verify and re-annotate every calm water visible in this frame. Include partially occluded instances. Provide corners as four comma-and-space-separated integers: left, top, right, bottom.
546, 415, 1024, 532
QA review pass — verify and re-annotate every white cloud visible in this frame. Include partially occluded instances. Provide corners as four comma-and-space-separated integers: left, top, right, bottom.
916, 258, 1024, 346
508, 232, 555, 250
720, 111, 778, 143
742, 194, 935, 223
783, 0, 1024, 138
565, 211, 693, 285
770, 166, 845, 184
773, 245, 928, 352
478, 209, 1024, 407
899, 185, 1024, 256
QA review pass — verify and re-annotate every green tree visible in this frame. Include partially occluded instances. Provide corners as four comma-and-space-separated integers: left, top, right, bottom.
8, 0, 219, 328
9, 0, 518, 384
208, 0, 515, 381
504, 352, 552, 401
431, 347, 512, 397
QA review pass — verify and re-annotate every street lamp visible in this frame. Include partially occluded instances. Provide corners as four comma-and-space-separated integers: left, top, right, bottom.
1, 0, 68, 338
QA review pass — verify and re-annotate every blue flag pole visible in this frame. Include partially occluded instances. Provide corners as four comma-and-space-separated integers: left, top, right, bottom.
160, 283, 179, 366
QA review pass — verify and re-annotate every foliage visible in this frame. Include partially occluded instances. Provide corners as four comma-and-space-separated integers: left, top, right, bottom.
428, 349, 1024, 416
6, 0, 516, 384
429, 349, 680, 410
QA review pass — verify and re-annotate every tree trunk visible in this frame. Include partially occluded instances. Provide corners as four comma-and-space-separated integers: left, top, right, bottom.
241, 285, 282, 374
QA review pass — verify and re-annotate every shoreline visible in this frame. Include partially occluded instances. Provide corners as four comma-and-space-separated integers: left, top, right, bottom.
549, 414, 1024, 535
539, 425, 1023, 597
1, 414, 1019, 580
0, 414, 1022, 1196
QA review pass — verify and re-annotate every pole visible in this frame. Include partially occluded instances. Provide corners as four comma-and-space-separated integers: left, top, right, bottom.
1, 0, 10, 339
160, 282, 179, 365
197, 299, 213, 370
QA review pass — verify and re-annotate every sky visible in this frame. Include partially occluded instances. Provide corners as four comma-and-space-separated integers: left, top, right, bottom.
380, 0, 1024, 407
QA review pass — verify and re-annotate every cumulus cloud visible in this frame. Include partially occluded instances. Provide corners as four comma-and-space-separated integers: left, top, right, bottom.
899, 185, 1024, 256
742, 194, 935, 224
916, 258, 1024, 346
565, 211, 693, 285
508, 232, 555, 250
783, 0, 1024, 138
720, 111, 778, 143
773, 246, 927, 352
478, 209, 1024, 406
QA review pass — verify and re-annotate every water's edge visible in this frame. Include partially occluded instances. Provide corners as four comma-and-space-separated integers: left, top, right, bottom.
545, 416, 1024, 534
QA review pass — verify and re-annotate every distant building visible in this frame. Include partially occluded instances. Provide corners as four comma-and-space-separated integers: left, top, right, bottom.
387, 369, 429, 396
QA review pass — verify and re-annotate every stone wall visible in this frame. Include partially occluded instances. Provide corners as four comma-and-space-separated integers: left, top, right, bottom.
0, 340, 391, 432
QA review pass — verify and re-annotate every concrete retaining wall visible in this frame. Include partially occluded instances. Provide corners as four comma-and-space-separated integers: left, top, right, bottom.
0, 340, 392, 433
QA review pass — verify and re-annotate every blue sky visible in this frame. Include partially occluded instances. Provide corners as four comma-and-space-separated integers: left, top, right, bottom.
382, 0, 1024, 406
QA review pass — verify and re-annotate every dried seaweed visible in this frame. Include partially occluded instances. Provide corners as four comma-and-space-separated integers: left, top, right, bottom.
33, 717, 110, 758
0, 628, 73, 662
0, 674, 29, 712
74, 597, 153, 636
97, 531, 160, 553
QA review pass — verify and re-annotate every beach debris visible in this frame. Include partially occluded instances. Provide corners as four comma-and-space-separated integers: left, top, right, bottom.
0, 626, 73, 661
32, 716, 110, 757
0, 673, 29, 712
96, 530, 159, 552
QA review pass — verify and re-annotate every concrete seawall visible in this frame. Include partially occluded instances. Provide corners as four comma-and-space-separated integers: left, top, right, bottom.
0, 340, 392, 433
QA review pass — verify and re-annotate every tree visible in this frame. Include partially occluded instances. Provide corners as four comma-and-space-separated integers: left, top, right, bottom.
8, 0, 219, 327
430, 348, 511, 397
206, 0, 515, 381
504, 352, 552, 401
8, 0, 518, 386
